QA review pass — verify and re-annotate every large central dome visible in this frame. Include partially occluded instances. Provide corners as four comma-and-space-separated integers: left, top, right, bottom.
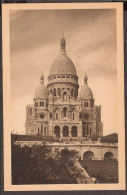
49, 36, 77, 77
49, 54, 77, 76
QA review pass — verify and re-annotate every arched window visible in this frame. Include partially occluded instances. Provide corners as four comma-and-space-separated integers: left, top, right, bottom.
73, 113, 75, 120
63, 92, 67, 102
53, 88, 56, 96
57, 88, 60, 96
71, 89, 73, 97
87, 125, 89, 135
40, 101, 44, 107
46, 100, 48, 107
63, 107, 67, 117
63, 126, 69, 137
41, 125, 43, 134
83, 127, 85, 137
56, 113, 58, 120
54, 126, 60, 138
71, 126, 77, 137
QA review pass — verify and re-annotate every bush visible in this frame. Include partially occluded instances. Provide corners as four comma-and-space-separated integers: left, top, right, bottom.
11, 143, 78, 184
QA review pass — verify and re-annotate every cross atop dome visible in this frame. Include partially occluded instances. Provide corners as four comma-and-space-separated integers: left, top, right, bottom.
60, 34, 66, 53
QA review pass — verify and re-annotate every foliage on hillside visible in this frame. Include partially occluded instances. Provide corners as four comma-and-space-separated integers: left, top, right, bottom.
11, 143, 80, 184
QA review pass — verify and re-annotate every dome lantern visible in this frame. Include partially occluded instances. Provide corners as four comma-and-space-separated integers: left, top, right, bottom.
40, 71, 44, 84
60, 34, 66, 53
84, 72, 88, 84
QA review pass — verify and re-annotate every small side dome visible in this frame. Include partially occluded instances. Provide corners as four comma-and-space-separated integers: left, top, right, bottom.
79, 73, 93, 99
34, 72, 49, 99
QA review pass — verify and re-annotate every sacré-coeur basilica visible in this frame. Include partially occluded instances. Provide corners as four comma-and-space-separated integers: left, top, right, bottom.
25, 35, 103, 140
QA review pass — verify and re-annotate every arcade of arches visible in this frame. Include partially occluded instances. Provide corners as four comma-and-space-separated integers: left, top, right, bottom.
54, 125, 78, 138
83, 151, 115, 160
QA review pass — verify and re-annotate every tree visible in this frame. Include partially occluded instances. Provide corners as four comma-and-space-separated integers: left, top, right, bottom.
12, 144, 78, 184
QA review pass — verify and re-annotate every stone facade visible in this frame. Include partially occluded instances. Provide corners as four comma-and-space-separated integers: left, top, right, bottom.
25, 36, 103, 139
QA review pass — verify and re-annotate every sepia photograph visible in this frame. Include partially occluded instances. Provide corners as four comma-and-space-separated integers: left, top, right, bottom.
2, 2, 125, 191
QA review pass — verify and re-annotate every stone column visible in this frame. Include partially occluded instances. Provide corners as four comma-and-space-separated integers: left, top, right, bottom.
60, 126, 63, 138
49, 121, 53, 136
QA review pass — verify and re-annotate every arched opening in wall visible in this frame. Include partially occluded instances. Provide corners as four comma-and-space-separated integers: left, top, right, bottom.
54, 126, 60, 138
63, 126, 69, 137
83, 151, 94, 160
63, 92, 67, 102
104, 152, 114, 160
71, 126, 77, 137
63, 107, 67, 117
41, 125, 43, 134
87, 125, 89, 135
83, 127, 85, 137
57, 88, 60, 96
53, 88, 56, 96
71, 89, 73, 97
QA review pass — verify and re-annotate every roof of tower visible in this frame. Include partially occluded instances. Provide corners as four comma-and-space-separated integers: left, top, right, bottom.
79, 73, 93, 99
34, 72, 49, 99
49, 35, 77, 77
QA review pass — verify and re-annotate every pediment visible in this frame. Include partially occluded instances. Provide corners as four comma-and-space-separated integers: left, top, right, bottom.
54, 95, 77, 105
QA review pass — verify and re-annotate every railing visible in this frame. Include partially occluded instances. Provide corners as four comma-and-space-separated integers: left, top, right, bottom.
15, 140, 118, 147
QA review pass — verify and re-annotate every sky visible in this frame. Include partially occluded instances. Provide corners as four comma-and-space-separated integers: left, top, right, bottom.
10, 9, 117, 135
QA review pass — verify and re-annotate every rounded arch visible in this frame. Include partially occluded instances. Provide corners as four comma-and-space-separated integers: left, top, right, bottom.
83, 151, 94, 160
57, 88, 61, 96
53, 88, 56, 96
63, 92, 67, 102
63, 126, 69, 137
104, 152, 114, 160
71, 126, 77, 137
54, 125, 60, 138
63, 107, 67, 117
